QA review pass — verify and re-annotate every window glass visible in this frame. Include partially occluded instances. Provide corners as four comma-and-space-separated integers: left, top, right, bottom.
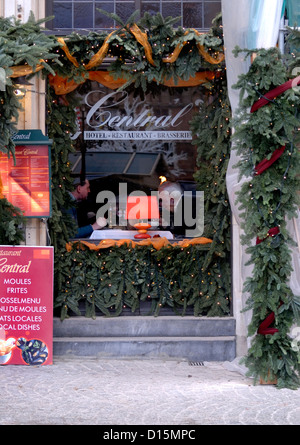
95, 3, 115, 29
74, 3, 93, 29
47, 0, 221, 32
141, 2, 161, 16
126, 153, 160, 175
183, 2, 203, 28
53, 3, 72, 29
161, 2, 181, 20
70, 82, 205, 237
116, 2, 136, 22
204, 1, 221, 28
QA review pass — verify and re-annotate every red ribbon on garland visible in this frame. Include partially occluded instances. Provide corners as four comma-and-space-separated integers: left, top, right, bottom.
250, 75, 300, 176
256, 226, 280, 245
257, 302, 283, 336
254, 145, 286, 175
256, 226, 281, 336
257, 311, 278, 335
250, 75, 300, 113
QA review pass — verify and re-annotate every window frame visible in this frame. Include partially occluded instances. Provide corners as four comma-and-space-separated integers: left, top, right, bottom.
45, 0, 221, 34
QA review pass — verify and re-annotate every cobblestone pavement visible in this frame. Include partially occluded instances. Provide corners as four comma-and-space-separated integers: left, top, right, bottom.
0, 356, 299, 426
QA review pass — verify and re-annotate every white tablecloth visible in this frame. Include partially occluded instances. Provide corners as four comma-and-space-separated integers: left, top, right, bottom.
89, 229, 174, 240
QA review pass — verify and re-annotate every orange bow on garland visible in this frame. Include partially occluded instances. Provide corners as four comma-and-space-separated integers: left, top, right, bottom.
162, 28, 225, 65
9, 63, 44, 78
66, 237, 212, 252
48, 70, 216, 95
57, 25, 224, 70
7, 24, 224, 95
48, 25, 223, 95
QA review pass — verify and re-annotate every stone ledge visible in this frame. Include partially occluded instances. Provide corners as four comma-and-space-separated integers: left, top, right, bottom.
53, 316, 236, 338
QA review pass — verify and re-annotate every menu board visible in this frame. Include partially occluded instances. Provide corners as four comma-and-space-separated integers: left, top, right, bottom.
0, 144, 51, 217
0, 246, 53, 365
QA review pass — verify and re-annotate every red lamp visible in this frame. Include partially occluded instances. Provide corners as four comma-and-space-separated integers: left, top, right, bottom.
126, 195, 160, 239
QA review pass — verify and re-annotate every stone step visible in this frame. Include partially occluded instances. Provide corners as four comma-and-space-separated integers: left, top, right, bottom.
53, 316, 235, 338
53, 316, 236, 361
53, 336, 236, 361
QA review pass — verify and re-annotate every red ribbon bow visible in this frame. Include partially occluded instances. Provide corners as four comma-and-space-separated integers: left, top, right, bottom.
256, 226, 280, 245
257, 311, 278, 335
257, 302, 283, 336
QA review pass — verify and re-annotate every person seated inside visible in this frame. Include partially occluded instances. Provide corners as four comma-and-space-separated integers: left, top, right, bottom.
67, 178, 107, 238
158, 181, 199, 238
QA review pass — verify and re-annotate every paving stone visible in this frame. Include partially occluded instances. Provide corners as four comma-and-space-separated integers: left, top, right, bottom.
0, 356, 299, 426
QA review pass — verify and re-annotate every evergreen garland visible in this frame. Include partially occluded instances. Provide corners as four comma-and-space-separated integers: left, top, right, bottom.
45, 86, 79, 299
49, 11, 225, 95
232, 46, 300, 388
0, 84, 21, 160
285, 26, 300, 77
0, 13, 60, 156
0, 197, 25, 245
46, 87, 78, 250
0, 13, 59, 244
54, 242, 222, 319
190, 69, 232, 316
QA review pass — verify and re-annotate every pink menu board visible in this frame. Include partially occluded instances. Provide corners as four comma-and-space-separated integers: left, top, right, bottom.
0, 246, 53, 365
0, 144, 51, 217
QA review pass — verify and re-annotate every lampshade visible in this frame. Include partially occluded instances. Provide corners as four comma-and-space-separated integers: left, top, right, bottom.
126, 195, 159, 221
125, 195, 160, 239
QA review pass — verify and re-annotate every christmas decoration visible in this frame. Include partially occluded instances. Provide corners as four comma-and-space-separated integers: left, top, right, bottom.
43, 11, 231, 319
1, 10, 299, 388
0, 197, 25, 245
190, 60, 232, 315
0, 13, 60, 244
0, 13, 60, 155
0, 10, 231, 316
55, 239, 229, 319
47, 10, 225, 96
232, 45, 300, 388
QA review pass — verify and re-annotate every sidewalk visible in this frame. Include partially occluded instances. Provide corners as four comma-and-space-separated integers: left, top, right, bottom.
1, 356, 299, 426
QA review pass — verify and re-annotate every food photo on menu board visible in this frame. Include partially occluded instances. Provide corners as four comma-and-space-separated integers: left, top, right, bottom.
0, 246, 53, 365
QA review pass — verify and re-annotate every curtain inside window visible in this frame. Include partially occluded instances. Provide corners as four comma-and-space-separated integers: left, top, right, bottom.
285, 0, 300, 26
223, 0, 285, 221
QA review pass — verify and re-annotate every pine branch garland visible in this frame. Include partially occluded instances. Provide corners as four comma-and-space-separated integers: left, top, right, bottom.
0, 14, 60, 155
0, 197, 25, 244
233, 47, 300, 388
54, 242, 226, 319
190, 71, 232, 314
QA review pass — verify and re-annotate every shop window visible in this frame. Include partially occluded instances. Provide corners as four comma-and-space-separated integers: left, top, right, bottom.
71, 82, 205, 238
44, 1, 220, 237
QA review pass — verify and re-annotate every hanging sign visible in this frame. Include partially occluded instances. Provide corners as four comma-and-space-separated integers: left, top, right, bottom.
0, 130, 52, 218
0, 246, 54, 365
